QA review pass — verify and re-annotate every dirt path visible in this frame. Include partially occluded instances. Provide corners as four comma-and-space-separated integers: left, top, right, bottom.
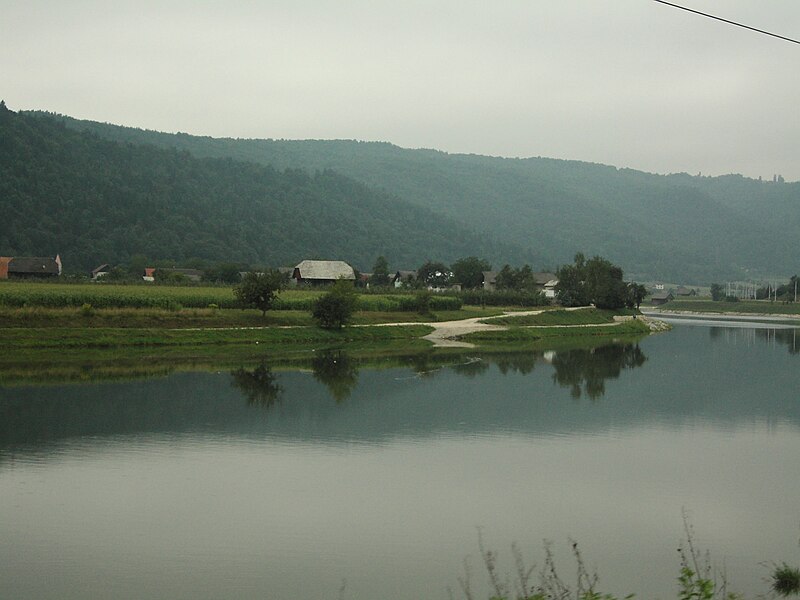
421, 306, 601, 348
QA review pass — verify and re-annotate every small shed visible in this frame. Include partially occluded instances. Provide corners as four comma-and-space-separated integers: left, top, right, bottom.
650, 291, 674, 306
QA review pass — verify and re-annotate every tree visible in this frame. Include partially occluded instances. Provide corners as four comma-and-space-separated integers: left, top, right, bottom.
710, 283, 725, 301
204, 262, 242, 284
628, 283, 648, 309
370, 256, 390, 287
417, 261, 452, 288
556, 253, 629, 309
234, 270, 285, 316
312, 278, 358, 329
451, 256, 491, 289
496, 263, 536, 291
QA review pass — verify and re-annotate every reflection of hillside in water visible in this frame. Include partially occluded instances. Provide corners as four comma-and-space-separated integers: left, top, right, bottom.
710, 326, 800, 354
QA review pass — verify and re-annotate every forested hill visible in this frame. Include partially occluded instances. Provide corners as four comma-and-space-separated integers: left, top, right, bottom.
37, 111, 800, 283
0, 106, 534, 273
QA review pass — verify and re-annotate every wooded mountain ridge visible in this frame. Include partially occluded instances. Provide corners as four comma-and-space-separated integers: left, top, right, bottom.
8, 106, 800, 282
0, 105, 532, 273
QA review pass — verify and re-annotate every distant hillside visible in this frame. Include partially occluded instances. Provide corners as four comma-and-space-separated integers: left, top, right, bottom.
36, 111, 800, 284
0, 106, 533, 273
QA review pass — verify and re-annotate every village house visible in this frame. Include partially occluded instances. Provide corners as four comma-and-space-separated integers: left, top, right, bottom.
0, 255, 62, 279
392, 270, 417, 288
650, 290, 674, 306
91, 264, 111, 280
530, 272, 559, 298
291, 260, 356, 286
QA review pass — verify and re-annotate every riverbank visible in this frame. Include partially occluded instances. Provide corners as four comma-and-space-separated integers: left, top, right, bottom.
649, 297, 800, 318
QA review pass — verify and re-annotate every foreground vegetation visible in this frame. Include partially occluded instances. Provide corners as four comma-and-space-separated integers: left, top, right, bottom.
456, 519, 800, 600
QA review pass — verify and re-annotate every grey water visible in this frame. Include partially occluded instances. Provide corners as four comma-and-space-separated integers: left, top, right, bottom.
1, 322, 799, 599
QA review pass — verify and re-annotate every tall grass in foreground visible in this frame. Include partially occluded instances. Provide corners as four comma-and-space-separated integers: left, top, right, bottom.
451, 515, 798, 600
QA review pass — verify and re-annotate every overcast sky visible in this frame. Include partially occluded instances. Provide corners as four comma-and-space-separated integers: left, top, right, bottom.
3, 0, 799, 180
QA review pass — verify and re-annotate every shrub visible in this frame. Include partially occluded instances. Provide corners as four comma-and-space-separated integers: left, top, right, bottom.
772, 564, 800, 596
458, 289, 548, 307
79, 303, 94, 317
312, 280, 358, 329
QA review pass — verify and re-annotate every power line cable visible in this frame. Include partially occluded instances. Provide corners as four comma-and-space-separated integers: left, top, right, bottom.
653, 0, 800, 45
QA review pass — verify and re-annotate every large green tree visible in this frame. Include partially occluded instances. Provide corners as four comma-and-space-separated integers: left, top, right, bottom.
495, 263, 536, 291
556, 253, 630, 309
451, 256, 491, 289
234, 270, 285, 316
370, 256, 390, 287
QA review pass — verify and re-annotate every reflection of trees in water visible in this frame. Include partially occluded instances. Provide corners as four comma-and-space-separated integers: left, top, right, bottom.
230, 363, 283, 407
492, 352, 537, 375
710, 326, 800, 355
450, 358, 490, 378
312, 349, 359, 402
550, 343, 647, 400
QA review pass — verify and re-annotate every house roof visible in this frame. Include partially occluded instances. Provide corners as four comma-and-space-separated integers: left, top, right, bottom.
533, 272, 557, 285
482, 271, 497, 284
92, 264, 110, 276
651, 290, 674, 300
161, 268, 204, 278
294, 260, 355, 280
8, 257, 60, 275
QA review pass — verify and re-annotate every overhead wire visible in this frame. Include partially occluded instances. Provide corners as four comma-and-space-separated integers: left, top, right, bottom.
652, 0, 800, 45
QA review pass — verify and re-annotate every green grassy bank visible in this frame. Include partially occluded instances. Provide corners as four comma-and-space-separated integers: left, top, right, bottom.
654, 297, 800, 316
463, 319, 651, 349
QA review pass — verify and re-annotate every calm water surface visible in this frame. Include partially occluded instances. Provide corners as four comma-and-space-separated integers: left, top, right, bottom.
1, 322, 799, 599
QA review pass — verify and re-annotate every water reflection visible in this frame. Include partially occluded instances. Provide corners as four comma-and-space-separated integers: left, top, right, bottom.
550, 343, 648, 400
230, 363, 283, 407
311, 349, 359, 402
710, 326, 800, 354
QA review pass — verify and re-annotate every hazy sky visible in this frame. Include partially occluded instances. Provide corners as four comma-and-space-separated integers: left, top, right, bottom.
3, 0, 799, 180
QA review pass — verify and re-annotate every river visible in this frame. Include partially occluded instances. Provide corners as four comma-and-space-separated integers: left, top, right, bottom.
1, 319, 799, 599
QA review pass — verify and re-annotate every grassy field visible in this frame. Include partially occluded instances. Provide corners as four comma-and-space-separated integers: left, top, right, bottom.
0, 304, 504, 329
482, 308, 636, 326
0, 281, 459, 312
655, 297, 800, 315
463, 319, 651, 347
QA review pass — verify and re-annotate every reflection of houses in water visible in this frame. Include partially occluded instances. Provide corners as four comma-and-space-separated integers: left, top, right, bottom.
710, 326, 799, 354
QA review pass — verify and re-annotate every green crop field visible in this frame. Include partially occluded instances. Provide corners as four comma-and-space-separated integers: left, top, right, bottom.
0, 281, 462, 312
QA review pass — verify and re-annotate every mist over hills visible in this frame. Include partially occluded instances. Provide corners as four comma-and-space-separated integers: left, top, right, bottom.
0, 106, 531, 272
6, 106, 799, 282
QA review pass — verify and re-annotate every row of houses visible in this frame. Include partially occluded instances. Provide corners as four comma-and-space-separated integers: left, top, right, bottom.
1, 255, 559, 295
481, 270, 558, 298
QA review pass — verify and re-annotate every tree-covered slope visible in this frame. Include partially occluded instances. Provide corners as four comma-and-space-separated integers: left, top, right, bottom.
0, 106, 532, 273
40, 111, 800, 283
